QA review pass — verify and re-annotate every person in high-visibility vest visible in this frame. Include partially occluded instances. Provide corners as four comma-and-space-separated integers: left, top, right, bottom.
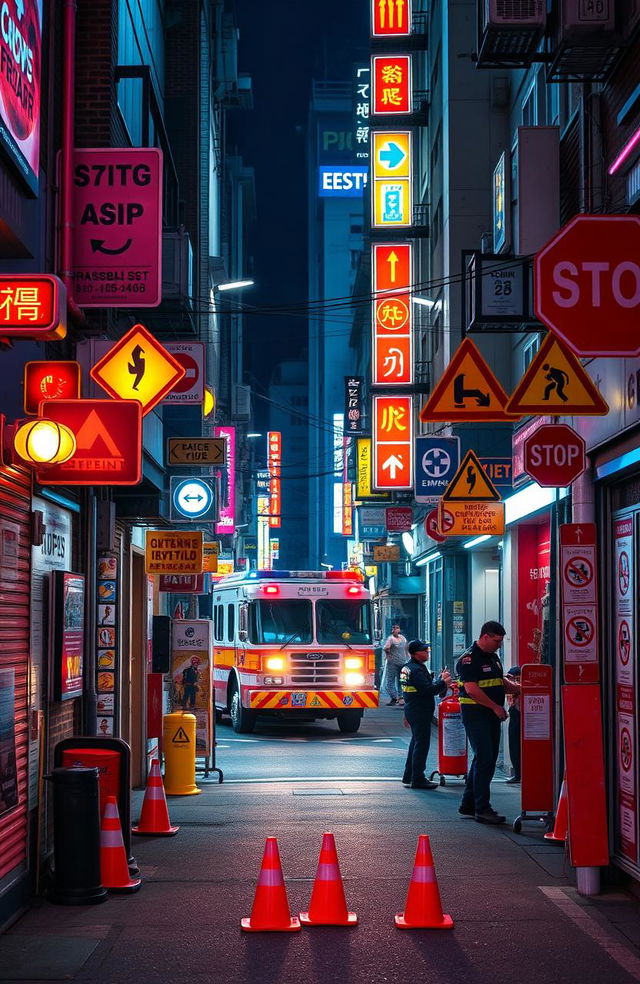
456, 621, 521, 824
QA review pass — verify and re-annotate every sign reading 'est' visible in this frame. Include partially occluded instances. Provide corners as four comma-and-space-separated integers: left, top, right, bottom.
70, 148, 163, 308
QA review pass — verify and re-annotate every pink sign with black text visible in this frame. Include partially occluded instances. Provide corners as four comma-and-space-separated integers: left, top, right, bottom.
214, 425, 235, 535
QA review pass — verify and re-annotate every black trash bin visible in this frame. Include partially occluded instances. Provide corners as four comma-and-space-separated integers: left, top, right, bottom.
47, 766, 107, 905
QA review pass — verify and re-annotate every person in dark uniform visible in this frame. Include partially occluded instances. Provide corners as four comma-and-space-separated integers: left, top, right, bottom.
456, 621, 521, 824
400, 640, 451, 789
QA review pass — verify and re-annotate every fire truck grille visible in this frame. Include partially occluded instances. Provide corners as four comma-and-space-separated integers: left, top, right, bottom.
290, 653, 341, 685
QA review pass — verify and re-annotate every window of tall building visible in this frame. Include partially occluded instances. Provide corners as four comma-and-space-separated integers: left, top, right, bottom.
522, 81, 537, 126
523, 335, 541, 371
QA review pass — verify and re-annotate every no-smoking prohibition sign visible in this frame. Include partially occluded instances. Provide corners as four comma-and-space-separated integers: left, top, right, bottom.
564, 556, 593, 589
565, 614, 594, 648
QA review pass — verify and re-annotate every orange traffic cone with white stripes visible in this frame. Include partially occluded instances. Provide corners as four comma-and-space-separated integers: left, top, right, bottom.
241, 837, 301, 932
395, 834, 453, 929
100, 796, 142, 893
132, 760, 179, 836
545, 775, 568, 842
300, 832, 357, 926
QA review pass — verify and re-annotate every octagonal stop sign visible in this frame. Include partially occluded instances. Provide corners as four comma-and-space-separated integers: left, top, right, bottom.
535, 214, 640, 357
523, 424, 586, 488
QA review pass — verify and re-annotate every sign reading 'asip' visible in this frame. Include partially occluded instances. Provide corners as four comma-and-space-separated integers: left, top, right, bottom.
70, 148, 163, 307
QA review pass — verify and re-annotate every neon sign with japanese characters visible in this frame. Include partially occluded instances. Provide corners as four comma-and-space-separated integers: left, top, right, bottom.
372, 56, 411, 115
0, 274, 66, 339
372, 243, 413, 386
372, 395, 414, 490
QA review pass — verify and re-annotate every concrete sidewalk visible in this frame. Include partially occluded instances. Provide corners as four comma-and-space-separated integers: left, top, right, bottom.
1, 772, 640, 984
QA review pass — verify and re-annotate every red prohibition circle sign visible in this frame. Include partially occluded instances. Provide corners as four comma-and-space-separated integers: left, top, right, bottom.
564, 555, 593, 589
565, 614, 594, 647
620, 727, 633, 772
618, 619, 631, 666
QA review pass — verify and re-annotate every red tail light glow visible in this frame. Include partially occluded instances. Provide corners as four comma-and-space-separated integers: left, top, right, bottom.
346, 586, 360, 595
263, 585, 279, 594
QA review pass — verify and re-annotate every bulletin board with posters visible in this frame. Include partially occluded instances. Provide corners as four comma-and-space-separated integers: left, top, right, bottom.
169, 620, 212, 757
49, 572, 85, 701
96, 554, 119, 736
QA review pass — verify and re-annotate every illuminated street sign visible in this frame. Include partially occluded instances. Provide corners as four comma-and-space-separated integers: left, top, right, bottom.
90, 323, 185, 415
163, 342, 205, 405
356, 438, 389, 500
24, 361, 81, 415
437, 499, 505, 537
371, 131, 412, 228
214, 425, 236, 535
0, 275, 66, 339
419, 338, 519, 423
506, 333, 609, 416
371, 55, 412, 115
267, 430, 281, 529
442, 450, 501, 502
371, 0, 411, 36
202, 542, 219, 574
167, 438, 225, 467
36, 399, 142, 486
70, 148, 163, 307
372, 243, 413, 386
372, 395, 413, 490
170, 477, 217, 522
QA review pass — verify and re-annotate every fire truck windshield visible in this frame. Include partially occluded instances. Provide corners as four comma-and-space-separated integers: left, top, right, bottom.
316, 600, 372, 644
249, 600, 313, 645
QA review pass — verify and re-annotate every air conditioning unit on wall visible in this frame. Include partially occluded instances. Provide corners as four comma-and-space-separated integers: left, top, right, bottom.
547, 0, 624, 80
477, 0, 546, 65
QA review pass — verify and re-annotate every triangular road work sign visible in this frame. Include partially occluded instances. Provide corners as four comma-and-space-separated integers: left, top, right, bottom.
506, 333, 609, 416
442, 449, 502, 502
419, 339, 520, 422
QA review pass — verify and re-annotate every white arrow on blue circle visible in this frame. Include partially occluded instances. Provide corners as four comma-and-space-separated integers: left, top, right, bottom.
174, 479, 214, 518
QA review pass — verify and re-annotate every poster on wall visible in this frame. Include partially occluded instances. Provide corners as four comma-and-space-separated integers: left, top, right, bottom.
96, 553, 119, 737
614, 515, 637, 866
169, 620, 212, 757
0, 669, 18, 817
0, 0, 42, 194
50, 572, 85, 701
517, 522, 551, 663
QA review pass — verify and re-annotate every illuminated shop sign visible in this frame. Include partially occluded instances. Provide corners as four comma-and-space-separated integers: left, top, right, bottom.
0, 0, 42, 193
214, 425, 236, 534
372, 243, 413, 386
318, 165, 369, 197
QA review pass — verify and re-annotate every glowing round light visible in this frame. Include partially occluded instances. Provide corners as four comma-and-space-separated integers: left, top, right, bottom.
345, 672, 365, 687
203, 387, 215, 418
14, 419, 76, 465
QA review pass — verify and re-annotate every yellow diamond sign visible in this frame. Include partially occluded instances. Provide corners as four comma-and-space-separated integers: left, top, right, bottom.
90, 323, 186, 415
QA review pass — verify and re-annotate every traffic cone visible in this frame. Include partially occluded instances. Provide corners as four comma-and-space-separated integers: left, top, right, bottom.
100, 796, 142, 893
241, 837, 301, 932
132, 760, 179, 836
545, 776, 568, 842
395, 834, 453, 929
299, 833, 357, 926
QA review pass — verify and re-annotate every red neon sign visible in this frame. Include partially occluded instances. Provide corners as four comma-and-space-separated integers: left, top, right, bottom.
372, 55, 411, 115
372, 395, 413, 490
371, 0, 411, 36
36, 399, 142, 486
0, 275, 66, 339
268, 431, 281, 528
24, 361, 81, 415
372, 243, 412, 385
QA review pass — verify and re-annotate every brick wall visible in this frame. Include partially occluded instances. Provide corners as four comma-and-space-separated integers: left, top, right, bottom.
75, 0, 119, 147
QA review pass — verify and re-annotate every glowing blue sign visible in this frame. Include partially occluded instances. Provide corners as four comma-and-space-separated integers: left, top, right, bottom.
318, 166, 369, 198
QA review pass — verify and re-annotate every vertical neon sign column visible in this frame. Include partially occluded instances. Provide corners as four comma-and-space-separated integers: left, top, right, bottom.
268, 431, 282, 529
214, 425, 236, 534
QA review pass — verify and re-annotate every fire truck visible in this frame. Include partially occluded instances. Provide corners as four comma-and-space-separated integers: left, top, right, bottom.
212, 570, 380, 733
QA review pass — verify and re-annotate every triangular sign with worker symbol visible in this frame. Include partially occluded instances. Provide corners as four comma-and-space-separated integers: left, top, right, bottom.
506, 333, 609, 416
442, 449, 502, 502
419, 338, 521, 423
171, 727, 190, 744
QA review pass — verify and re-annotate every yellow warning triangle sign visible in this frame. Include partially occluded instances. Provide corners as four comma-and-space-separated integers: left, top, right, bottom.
442, 450, 502, 502
172, 727, 190, 744
419, 339, 521, 423
506, 333, 609, 416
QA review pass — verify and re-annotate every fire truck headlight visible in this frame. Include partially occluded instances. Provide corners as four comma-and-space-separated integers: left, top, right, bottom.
264, 676, 284, 686
344, 657, 364, 671
266, 656, 286, 672
345, 672, 365, 687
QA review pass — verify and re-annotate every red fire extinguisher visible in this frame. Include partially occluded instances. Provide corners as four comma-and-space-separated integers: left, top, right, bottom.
430, 684, 468, 786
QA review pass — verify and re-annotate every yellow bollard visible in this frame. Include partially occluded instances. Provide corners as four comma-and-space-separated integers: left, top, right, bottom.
162, 712, 201, 796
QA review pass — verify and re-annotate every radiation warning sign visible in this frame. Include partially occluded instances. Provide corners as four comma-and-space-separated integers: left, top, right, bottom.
506, 333, 609, 416
419, 339, 520, 423
90, 323, 186, 415
442, 449, 501, 502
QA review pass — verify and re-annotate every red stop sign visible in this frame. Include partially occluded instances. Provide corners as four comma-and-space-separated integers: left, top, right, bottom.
425, 508, 446, 543
523, 424, 586, 487
535, 215, 640, 357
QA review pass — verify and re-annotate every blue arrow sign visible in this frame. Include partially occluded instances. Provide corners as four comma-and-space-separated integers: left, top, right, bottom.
171, 477, 217, 521
379, 141, 406, 169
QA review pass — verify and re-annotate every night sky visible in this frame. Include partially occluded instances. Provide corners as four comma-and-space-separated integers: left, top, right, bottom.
231, 0, 369, 421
